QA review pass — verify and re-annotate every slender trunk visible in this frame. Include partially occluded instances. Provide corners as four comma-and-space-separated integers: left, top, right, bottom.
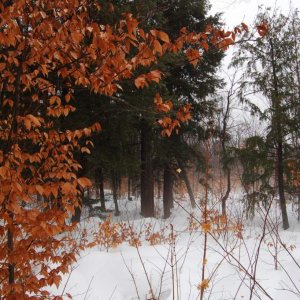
277, 141, 289, 229
220, 87, 232, 216
98, 168, 106, 211
292, 18, 300, 220
157, 170, 162, 199
111, 171, 120, 216
95, 169, 100, 200
127, 176, 132, 201
140, 121, 154, 217
117, 174, 122, 199
71, 155, 87, 223
6, 65, 22, 288
8, 212, 14, 286
163, 163, 173, 218
71, 205, 82, 223
200, 141, 210, 300
221, 169, 231, 216
177, 159, 196, 208
270, 37, 289, 229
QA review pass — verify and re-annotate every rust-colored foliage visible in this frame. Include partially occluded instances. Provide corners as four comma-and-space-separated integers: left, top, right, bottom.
0, 0, 250, 297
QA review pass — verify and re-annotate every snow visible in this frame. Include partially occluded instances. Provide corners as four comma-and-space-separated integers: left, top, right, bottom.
48, 190, 300, 300
47, 2, 300, 298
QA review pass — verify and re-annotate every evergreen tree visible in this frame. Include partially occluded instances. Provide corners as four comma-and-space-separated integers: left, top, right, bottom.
67, 0, 224, 217
232, 8, 300, 229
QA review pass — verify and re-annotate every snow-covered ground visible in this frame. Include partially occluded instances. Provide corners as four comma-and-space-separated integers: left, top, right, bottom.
50, 191, 300, 300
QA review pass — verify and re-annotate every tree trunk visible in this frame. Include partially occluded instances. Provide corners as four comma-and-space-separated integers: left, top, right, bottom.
221, 168, 231, 216
163, 163, 173, 218
8, 213, 14, 287
87, 187, 91, 200
270, 37, 289, 229
156, 170, 162, 199
111, 170, 120, 216
277, 141, 289, 229
5, 66, 22, 289
71, 153, 88, 223
96, 168, 106, 211
127, 176, 132, 201
177, 159, 196, 208
117, 174, 122, 199
71, 205, 82, 223
95, 170, 100, 200
220, 85, 232, 216
140, 121, 154, 217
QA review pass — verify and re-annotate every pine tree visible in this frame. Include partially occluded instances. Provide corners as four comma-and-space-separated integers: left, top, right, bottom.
232, 8, 300, 229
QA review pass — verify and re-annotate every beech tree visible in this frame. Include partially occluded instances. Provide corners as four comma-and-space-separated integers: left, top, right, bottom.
0, 0, 253, 297
0, 1, 181, 297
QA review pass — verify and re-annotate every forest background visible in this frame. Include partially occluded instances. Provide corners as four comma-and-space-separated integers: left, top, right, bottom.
1, 0, 300, 299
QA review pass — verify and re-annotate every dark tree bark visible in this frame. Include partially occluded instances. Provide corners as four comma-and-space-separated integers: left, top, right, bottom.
156, 170, 162, 199
221, 169, 231, 216
71, 206, 82, 223
220, 84, 232, 216
163, 163, 173, 218
87, 187, 91, 199
177, 159, 196, 208
111, 170, 120, 216
71, 153, 89, 223
5, 65, 22, 288
270, 37, 289, 230
117, 173, 122, 199
276, 140, 289, 229
95, 168, 106, 211
7, 213, 14, 286
127, 176, 132, 201
140, 121, 154, 217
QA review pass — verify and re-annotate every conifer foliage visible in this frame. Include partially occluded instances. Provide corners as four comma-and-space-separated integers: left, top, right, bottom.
0, 0, 249, 297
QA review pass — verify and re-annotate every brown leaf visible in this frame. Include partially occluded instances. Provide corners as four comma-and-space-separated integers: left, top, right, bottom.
77, 177, 92, 188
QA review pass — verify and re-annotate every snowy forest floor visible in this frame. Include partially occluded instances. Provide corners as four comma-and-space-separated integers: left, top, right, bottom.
50, 189, 300, 300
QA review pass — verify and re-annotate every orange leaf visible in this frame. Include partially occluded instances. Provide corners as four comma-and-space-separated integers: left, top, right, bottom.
186, 48, 200, 67
134, 75, 147, 89
148, 70, 162, 83
81, 147, 91, 154
36, 185, 44, 196
139, 28, 145, 39
61, 182, 74, 195
161, 128, 171, 137
241, 22, 249, 32
154, 93, 163, 104
14, 182, 23, 193
65, 94, 71, 103
0, 166, 8, 178
77, 177, 92, 188
201, 41, 209, 52
32, 94, 39, 102
24, 118, 31, 130
198, 278, 209, 291
3, 98, 14, 107
126, 16, 139, 35
91, 122, 102, 132
202, 222, 211, 233
71, 32, 83, 43
159, 31, 170, 43
153, 39, 162, 55
27, 114, 41, 127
